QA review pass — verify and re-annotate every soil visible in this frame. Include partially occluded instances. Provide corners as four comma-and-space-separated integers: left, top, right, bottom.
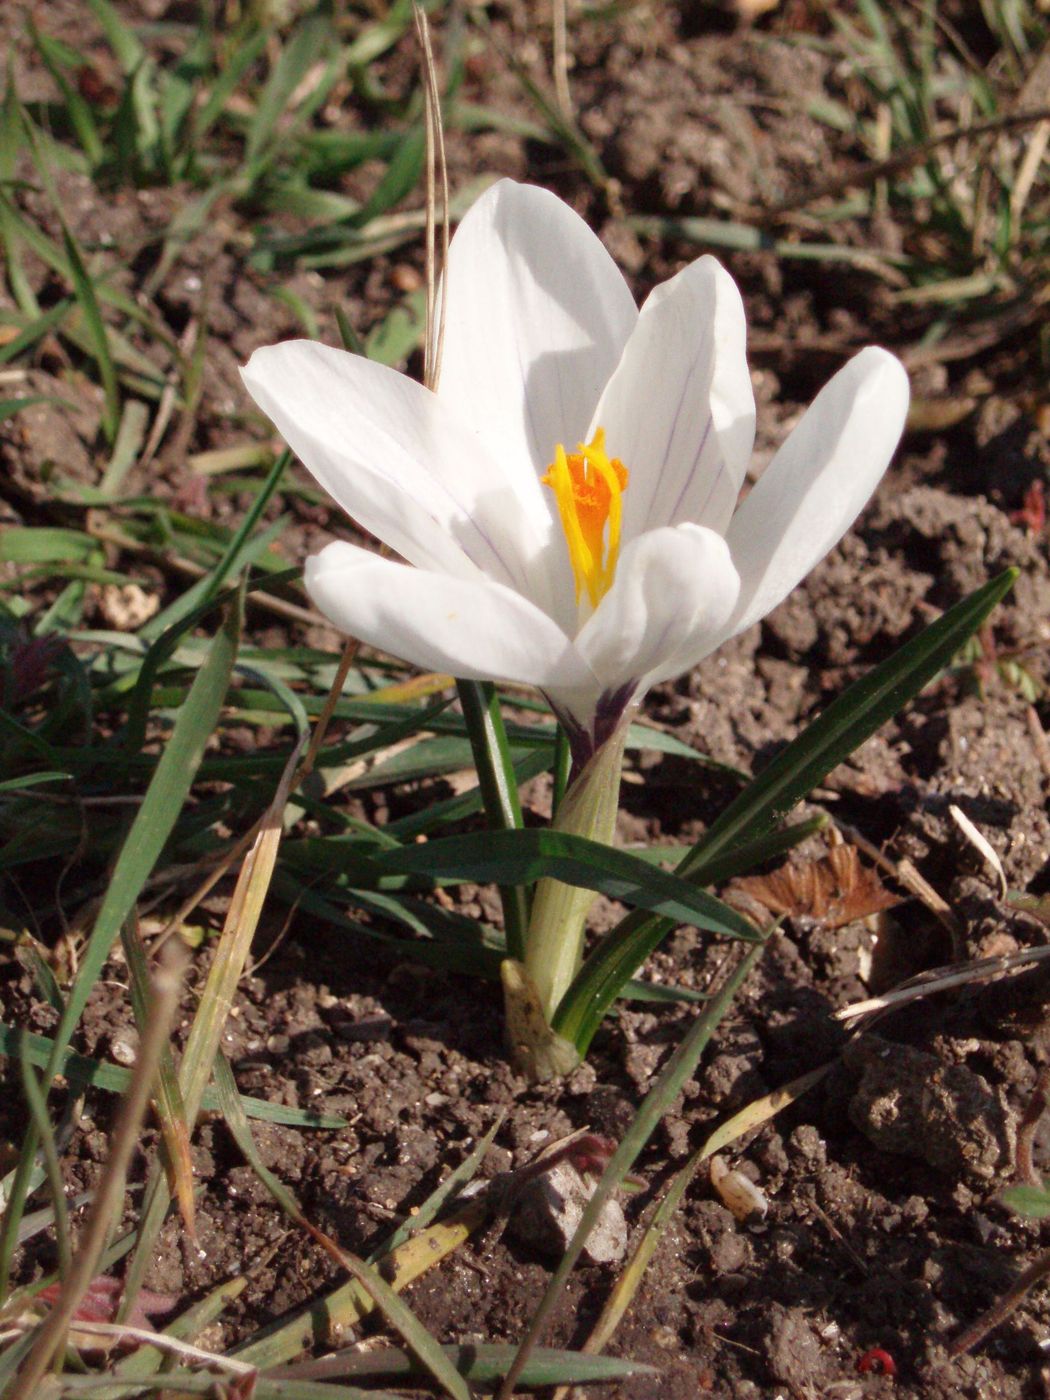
3, 3, 1050, 1398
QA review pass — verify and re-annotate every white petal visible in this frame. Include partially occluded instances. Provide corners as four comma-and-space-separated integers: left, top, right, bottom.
593, 256, 755, 544
575, 524, 741, 694
439, 181, 638, 475
242, 340, 550, 595
304, 541, 597, 694
723, 347, 909, 640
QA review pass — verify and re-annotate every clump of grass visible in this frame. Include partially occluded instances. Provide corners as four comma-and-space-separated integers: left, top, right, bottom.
823, 0, 1049, 339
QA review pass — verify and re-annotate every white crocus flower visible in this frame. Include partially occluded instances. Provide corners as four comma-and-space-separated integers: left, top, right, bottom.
242, 180, 909, 767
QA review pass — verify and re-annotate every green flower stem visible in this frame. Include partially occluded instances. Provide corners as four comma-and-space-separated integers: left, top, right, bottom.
524, 724, 628, 1022
455, 680, 529, 961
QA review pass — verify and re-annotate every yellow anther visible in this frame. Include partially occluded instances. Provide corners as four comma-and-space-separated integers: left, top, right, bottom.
541, 427, 628, 608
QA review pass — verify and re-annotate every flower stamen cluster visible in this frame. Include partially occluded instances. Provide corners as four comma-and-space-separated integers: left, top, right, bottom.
542, 427, 628, 608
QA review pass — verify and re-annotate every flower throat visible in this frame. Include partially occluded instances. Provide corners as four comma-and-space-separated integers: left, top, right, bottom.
542, 428, 629, 609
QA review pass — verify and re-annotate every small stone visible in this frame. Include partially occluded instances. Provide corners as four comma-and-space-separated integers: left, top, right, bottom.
509, 1161, 628, 1264
110, 1032, 138, 1067
763, 1304, 822, 1387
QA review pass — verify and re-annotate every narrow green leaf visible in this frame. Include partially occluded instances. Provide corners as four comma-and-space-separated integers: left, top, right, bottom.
369, 1112, 505, 1262
0, 302, 72, 363
193, 30, 268, 147
380, 828, 760, 942
0, 772, 70, 794
351, 125, 426, 227
1002, 1184, 1050, 1219
278, 1343, 656, 1386
243, 18, 332, 172
0, 527, 98, 565
85, 0, 145, 71
455, 680, 529, 960
17, 1033, 71, 1277
0, 393, 72, 423
29, 23, 104, 165
62, 225, 120, 442
54, 1374, 395, 1399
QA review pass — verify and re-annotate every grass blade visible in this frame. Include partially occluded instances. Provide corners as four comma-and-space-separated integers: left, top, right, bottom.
274, 1343, 656, 1386
120, 920, 197, 1242
16, 1034, 72, 1278
61, 225, 120, 443
455, 680, 529, 960
120, 732, 303, 1311
572, 1062, 832, 1371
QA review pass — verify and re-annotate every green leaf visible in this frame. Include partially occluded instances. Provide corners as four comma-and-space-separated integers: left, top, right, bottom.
62, 225, 120, 442
0, 772, 71, 794
379, 828, 760, 942
0, 394, 73, 423
455, 680, 529, 961
555, 568, 1018, 1053
0, 527, 98, 565
243, 18, 333, 174
85, 0, 145, 71
366, 288, 427, 365
279, 1344, 656, 1386
1002, 1184, 1050, 1219
29, 22, 104, 166
351, 125, 426, 227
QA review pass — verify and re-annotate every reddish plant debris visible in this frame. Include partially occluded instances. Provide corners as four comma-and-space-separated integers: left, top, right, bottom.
567, 1132, 616, 1176
37, 1275, 178, 1333
5, 633, 63, 706
729, 844, 900, 930
856, 1346, 897, 1376
1010, 480, 1046, 533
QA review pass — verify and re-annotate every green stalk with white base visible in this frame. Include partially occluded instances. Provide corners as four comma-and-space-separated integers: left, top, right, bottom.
503, 725, 627, 1081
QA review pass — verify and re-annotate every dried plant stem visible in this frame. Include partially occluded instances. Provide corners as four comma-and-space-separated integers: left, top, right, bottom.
759, 106, 1050, 220
8, 944, 185, 1399
295, 638, 361, 785
949, 1249, 1050, 1357
835, 944, 1050, 1025
415, 2, 449, 393
552, 0, 572, 118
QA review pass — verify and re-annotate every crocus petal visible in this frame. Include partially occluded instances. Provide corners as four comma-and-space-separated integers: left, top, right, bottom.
439, 181, 638, 479
574, 524, 740, 694
242, 340, 550, 595
304, 541, 597, 695
723, 347, 909, 641
593, 255, 755, 544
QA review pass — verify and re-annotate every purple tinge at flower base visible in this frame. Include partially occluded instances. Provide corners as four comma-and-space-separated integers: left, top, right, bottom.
241, 179, 909, 768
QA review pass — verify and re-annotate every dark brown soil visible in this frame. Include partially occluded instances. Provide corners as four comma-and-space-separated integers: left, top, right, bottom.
3, 3, 1050, 1397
